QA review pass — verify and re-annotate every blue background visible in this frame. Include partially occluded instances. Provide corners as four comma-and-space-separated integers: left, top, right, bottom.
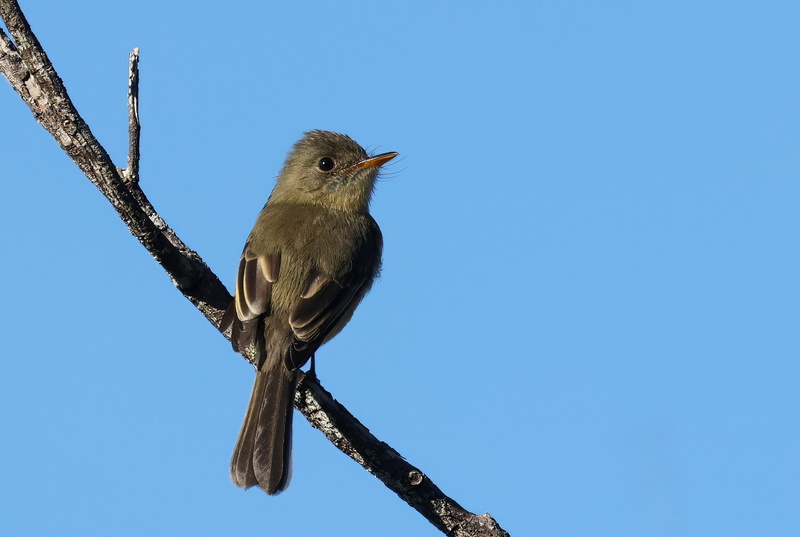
1, 1, 798, 536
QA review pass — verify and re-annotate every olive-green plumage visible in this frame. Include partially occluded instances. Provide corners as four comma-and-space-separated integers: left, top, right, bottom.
220, 130, 396, 494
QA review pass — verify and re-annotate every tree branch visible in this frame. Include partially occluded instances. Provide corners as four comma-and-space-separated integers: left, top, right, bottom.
296, 374, 509, 537
0, 2, 509, 535
0, 0, 231, 324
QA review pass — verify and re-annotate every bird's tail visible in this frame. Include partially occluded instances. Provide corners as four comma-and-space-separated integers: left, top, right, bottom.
230, 363, 297, 494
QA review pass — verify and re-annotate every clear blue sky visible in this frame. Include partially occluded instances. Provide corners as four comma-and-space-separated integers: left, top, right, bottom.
1, 1, 798, 536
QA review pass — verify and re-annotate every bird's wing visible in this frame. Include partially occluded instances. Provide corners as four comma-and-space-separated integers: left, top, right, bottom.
285, 263, 372, 370
220, 242, 280, 354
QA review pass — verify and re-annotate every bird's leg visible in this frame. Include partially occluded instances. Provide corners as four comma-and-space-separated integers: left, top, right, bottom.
306, 353, 318, 381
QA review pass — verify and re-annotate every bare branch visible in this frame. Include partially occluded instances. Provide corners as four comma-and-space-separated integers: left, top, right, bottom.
0, 2, 509, 535
0, 0, 231, 325
297, 374, 510, 537
125, 46, 140, 183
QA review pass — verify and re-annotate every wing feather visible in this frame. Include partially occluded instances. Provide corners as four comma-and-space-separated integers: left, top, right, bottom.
227, 243, 280, 354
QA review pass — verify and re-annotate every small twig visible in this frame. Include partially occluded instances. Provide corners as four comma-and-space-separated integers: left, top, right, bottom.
125, 46, 140, 183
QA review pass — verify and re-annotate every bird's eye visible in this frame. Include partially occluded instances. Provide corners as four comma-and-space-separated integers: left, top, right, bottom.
317, 157, 335, 171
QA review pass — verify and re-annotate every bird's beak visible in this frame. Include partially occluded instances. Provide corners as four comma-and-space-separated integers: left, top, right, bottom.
342, 151, 398, 173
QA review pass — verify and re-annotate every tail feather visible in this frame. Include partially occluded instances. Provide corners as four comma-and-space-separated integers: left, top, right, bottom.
229, 369, 265, 489
231, 365, 297, 494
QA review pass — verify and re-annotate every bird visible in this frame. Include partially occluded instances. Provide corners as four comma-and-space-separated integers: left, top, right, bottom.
219, 130, 397, 494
